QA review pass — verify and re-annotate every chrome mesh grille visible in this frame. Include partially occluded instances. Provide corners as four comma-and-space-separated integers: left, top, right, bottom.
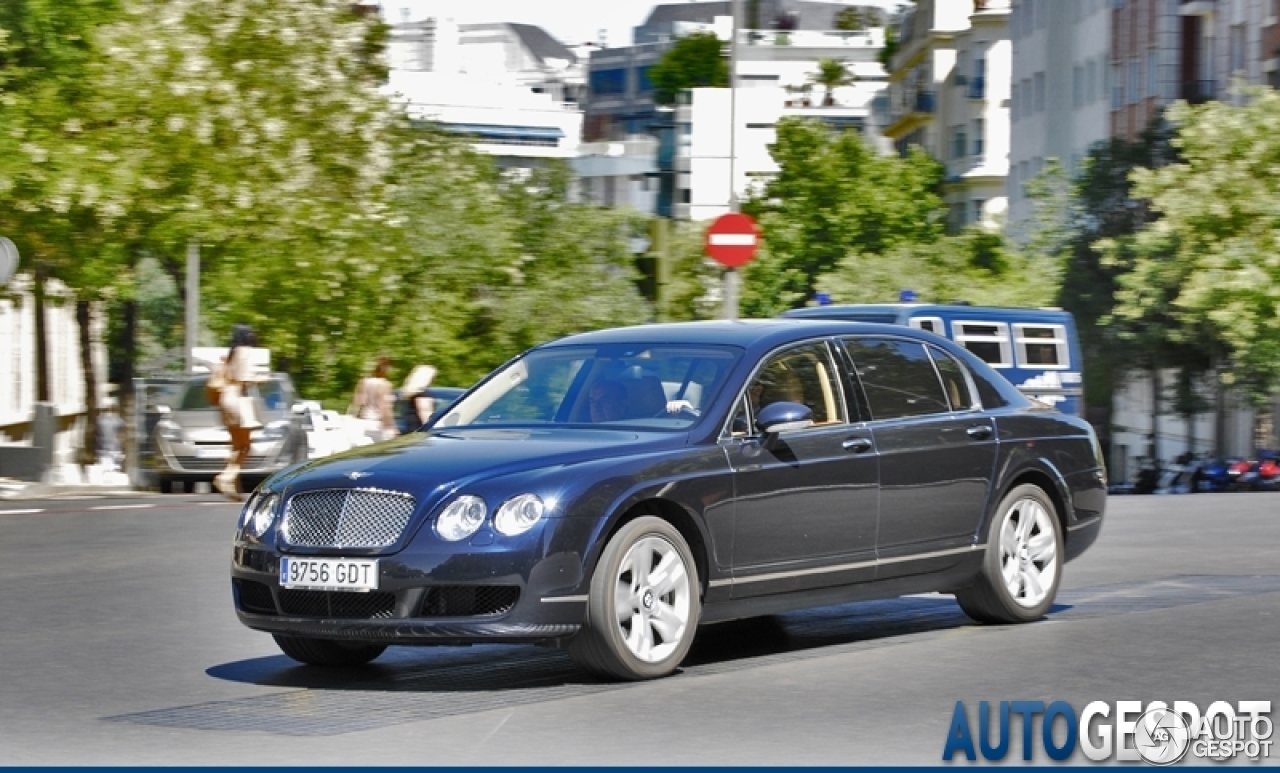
281, 488, 416, 548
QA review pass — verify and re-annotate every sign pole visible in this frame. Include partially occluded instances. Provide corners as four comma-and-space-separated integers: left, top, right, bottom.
724, 0, 741, 321
185, 240, 199, 374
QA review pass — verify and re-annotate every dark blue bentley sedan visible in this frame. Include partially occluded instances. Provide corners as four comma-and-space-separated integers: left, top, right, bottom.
231, 319, 1106, 680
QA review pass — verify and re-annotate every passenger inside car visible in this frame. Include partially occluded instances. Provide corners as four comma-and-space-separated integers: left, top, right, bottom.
587, 379, 627, 423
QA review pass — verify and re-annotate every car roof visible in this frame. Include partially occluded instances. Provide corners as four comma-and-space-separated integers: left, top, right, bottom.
542, 319, 929, 352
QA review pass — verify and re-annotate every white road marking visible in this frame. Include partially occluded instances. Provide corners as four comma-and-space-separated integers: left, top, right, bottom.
0, 508, 45, 515
90, 504, 156, 511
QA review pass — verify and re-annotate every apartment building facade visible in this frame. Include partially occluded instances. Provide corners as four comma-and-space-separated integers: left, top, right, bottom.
881, 0, 1010, 230
1007, 0, 1112, 228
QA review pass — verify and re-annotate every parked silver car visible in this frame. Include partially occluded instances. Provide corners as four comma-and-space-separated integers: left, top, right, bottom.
146, 373, 307, 492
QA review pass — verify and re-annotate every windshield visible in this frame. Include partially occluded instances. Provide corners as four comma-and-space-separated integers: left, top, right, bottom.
176, 377, 287, 412
435, 344, 741, 430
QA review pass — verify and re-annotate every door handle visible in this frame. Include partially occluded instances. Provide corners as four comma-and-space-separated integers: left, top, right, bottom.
966, 424, 993, 440
842, 436, 873, 453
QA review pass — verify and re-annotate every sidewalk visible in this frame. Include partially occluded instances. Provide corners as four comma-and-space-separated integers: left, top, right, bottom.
0, 464, 135, 501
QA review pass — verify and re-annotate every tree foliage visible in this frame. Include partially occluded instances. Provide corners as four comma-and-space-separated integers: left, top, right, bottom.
1109, 86, 1280, 404
740, 117, 945, 316
648, 31, 727, 106
809, 58, 855, 106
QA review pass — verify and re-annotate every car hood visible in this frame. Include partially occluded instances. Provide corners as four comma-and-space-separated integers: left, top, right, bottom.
268, 426, 687, 500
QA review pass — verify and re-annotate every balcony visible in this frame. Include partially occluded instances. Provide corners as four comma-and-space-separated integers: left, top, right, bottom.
1180, 79, 1216, 103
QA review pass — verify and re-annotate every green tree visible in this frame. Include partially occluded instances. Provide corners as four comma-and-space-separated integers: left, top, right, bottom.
1109, 86, 1280, 405
740, 117, 945, 316
809, 58, 856, 106
834, 8, 867, 32
648, 31, 727, 106
816, 228, 1061, 309
0, 0, 128, 465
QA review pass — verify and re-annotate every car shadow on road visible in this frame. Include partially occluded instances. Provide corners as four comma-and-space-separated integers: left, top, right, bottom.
207, 594, 1030, 693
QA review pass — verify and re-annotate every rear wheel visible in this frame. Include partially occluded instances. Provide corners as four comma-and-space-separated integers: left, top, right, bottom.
272, 634, 387, 666
569, 515, 700, 681
956, 484, 1062, 624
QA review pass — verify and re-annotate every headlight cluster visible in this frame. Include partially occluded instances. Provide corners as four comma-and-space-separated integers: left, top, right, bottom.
238, 493, 279, 538
259, 420, 290, 442
434, 493, 546, 541
156, 419, 182, 442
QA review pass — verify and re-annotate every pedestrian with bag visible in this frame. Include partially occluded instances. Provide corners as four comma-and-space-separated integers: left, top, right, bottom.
350, 355, 398, 444
213, 324, 264, 500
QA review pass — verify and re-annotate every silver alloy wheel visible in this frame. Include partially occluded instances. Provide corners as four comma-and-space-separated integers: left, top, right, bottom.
613, 535, 693, 663
998, 495, 1059, 608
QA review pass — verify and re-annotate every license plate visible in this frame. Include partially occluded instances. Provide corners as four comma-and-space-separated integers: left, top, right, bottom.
195, 447, 230, 460
279, 557, 379, 591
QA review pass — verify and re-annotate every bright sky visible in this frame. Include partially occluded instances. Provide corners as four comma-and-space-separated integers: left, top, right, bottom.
383, 0, 906, 49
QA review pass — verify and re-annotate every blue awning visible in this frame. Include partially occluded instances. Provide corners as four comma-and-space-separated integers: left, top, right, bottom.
442, 123, 565, 141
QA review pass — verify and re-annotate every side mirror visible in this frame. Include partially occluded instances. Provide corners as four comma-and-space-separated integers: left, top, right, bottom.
756, 401, 813, 436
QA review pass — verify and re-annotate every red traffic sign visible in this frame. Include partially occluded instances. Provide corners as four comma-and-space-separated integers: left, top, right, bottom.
705, 212, 761, 268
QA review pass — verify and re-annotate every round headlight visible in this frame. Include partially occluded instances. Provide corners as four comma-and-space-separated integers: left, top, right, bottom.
435, 495, 487, 541
493, 493, 545, 536
247, 493, 278, 538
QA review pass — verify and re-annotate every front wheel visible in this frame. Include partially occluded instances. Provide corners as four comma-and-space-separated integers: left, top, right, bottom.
569, 516, 700, 680
272, 634, 387, 666
956, 484, 1062, 624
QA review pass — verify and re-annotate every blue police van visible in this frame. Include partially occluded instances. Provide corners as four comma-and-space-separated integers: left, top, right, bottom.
781, 302, 1084, 417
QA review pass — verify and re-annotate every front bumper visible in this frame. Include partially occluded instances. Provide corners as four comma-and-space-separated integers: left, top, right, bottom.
231, 522, 592, 645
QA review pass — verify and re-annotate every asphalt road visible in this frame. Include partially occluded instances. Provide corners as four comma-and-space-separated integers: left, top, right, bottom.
1, 491, 1277, 765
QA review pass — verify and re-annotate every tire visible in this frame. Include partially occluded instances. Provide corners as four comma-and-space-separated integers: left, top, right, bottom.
956, 484, 1063, 624
272, 634, 387, 667
569, 515, 701, 681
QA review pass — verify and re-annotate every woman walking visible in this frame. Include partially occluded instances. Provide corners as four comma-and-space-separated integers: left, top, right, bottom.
214, 324, 263, 500
351, 355, 398, 444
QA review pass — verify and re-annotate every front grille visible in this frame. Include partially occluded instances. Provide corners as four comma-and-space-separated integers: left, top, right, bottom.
278, 590, 396, 619
234, 579, 277, 615
419, 586, 520, 617
281, 488, 415, 548
172, 455, 267, 472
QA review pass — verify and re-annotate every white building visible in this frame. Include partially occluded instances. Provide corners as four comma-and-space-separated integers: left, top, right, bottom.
571, 136, 660, 211
675, 27, 889, 221
384, 70, 583, 165
0, 274, 108, 480
1007, 0, 1112, 229
880, 0, 1010, 230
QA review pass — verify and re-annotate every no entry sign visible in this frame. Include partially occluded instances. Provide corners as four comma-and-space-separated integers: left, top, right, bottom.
705, 213, 761, 268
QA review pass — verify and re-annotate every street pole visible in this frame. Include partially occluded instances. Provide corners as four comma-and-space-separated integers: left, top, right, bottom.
185, 240, 199, 373
724, 0, 741, 321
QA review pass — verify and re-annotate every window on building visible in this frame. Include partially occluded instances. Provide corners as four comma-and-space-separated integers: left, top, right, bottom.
973, 118, 984, 158
1112, 63, 1124, 108
1087, 59, 1098, 103
1073, 65, 1084, 108
637, 65, 655, 94
1034, 72, 1046, 112
1128, 58, 1141, 104
1147, 50, 1160, 98
972, 199, 986, 225
590, 68, 627, 96
1230, 24, 1246, 75
951, 125, 968, 159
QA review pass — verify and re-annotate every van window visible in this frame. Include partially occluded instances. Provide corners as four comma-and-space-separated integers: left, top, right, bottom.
1013, 323, 1069, 368
909, 316, 944, 336
952, 321, 1012, 368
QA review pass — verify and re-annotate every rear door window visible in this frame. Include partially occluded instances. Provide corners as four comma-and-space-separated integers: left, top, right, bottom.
842, 338, 950, 420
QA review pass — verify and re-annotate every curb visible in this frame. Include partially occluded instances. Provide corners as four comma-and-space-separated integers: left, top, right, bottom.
0, 482, 140, 501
